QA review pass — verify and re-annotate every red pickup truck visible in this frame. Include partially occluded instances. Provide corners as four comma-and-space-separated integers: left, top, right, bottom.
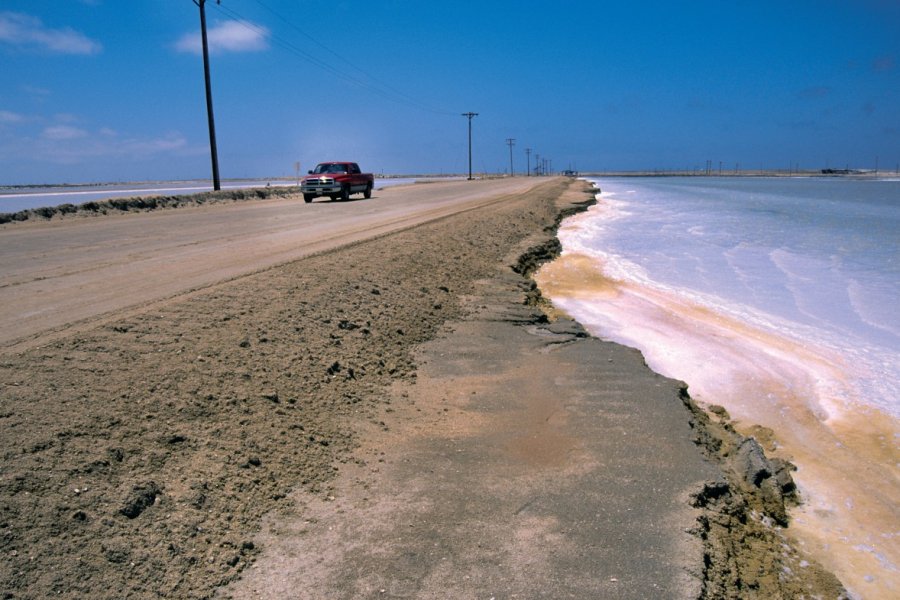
300, 162, 375, 203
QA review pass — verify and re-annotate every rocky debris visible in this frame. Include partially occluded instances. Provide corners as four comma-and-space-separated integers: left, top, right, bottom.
512, 237, 562, 277
681, 389, 848, 599
543, 317, 590, 338
119, 481, 162, 519
512, 192, 598, 279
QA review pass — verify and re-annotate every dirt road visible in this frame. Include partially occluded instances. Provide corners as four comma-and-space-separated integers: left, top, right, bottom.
0, 178, 537, 351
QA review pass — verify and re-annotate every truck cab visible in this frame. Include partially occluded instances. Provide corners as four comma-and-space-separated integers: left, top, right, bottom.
300, 162, 374, 202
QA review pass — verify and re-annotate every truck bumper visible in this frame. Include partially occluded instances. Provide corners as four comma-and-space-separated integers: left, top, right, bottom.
300, 184, 342, 195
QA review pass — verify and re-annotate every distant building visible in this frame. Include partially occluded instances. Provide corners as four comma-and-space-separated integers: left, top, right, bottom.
821, 168, 871, 175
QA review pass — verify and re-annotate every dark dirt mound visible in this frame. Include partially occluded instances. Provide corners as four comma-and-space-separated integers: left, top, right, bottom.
0, 186, 300, 225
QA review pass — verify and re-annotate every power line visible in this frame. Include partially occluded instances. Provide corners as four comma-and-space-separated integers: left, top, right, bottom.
250, 0, 453, 116
209, 2, 456, 116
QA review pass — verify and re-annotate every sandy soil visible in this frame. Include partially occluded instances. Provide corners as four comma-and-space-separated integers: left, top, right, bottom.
0, 179, 846, 599
0, 178, 539, 350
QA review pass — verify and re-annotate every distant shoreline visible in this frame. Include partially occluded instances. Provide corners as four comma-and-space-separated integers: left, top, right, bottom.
5, 169, 897, 192
4, 171, 895, 223
581, 169, 896, 178
0, 174, 461, 192
0, 177, 452, 221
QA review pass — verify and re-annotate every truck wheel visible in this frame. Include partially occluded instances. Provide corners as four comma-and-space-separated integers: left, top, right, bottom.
340, 185, 350, 201
303, 194, 314, 203
364, 183, 372, 199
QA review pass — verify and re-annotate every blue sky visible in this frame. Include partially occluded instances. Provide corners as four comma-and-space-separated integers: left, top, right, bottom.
1, 0, 898, 184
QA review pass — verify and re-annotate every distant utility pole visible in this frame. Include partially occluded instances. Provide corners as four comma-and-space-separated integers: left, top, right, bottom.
462, 112, 478, 180
193, 0, 221, 190
506, 138, 516, 176
525, 148, 532, 177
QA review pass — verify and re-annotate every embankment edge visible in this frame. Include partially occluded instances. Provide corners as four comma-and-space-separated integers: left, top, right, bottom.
524, 179, 848, 599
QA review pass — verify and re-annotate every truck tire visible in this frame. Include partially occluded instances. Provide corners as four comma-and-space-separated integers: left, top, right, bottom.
364, 183, 373, 199
303, 194, 314, 203
340, 185, 350, 201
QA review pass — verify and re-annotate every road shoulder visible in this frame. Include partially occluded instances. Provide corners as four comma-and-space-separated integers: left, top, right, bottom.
221, 187, 718, 599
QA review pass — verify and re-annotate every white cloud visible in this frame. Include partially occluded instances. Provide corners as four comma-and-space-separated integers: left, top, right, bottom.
0, 110, 25, 124
53, 113, 81, 124
175, 20, 269, 55
1, 129, 194, 167
21, 84, 51, 98
42, 125, 88, 140
0, 11, 101, 55
0, 107, 197, 171
118, 133, 189, 155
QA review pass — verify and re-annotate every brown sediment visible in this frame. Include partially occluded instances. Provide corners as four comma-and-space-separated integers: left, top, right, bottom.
534, 252, 621, 298
0, 178, 847, 598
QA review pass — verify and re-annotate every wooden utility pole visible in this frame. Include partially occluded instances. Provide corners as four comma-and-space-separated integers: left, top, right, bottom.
462, 112, 478, 180
505, 138, 516, 176
194, 0, 221, 190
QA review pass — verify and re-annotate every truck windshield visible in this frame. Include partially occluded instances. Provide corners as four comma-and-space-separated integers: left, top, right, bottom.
314, 164, 348, 174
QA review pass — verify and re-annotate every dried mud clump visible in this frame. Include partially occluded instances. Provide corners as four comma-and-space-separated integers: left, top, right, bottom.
682, 391, 849, 599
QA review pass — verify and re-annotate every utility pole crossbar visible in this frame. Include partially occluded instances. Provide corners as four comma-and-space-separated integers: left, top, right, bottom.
505, 138, 516, 176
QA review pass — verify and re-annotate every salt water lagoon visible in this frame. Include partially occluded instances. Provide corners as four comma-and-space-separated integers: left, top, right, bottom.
536, 176, 899, 598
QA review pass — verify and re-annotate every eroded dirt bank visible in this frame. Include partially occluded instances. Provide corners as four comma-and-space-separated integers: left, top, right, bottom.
1, 179, 844, 598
